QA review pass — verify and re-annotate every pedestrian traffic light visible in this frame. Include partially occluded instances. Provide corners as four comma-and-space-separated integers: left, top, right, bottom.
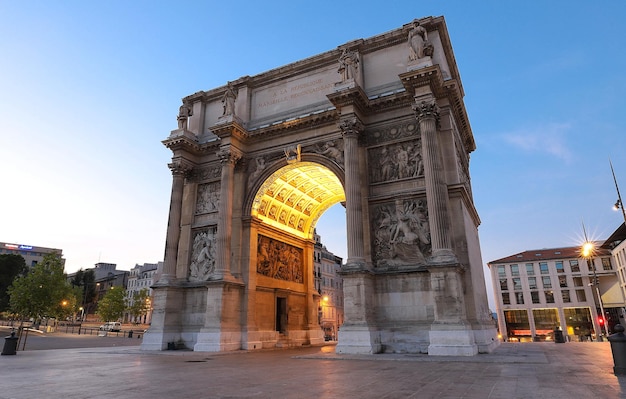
598, 316, 605, 326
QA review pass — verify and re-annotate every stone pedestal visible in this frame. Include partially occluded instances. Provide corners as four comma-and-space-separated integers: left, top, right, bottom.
428, 327, 478, 356
335, 326, 382, 354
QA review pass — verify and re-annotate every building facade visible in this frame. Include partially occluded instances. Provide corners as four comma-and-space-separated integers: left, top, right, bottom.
488, 245, 625, 342
313, 231, 344, 340
125, 262, 161, 324
0, 241, 64, 268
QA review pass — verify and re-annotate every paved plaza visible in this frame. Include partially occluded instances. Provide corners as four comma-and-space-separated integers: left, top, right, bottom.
1, 339, 626, 398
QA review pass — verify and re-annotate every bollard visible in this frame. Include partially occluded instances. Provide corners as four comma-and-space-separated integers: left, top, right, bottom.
553, 328, 565, 343
2, 331, 19, 355
608, 324, 626, 375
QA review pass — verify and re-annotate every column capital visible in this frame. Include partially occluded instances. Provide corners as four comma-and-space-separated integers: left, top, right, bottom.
217, 146, 243, 166
338, 117, 364, 138
168, 159, 194, 176
412, 99, 440, 124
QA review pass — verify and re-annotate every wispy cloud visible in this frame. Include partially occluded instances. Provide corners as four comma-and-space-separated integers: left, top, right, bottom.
502, 122, 573, 162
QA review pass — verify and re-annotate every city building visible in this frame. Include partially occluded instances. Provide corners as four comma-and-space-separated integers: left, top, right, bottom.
488, 243, 625, 342
313, 231, 344, 340
125, 262, 161, 324
0, 241, 64, 268
92, 263, 129, 300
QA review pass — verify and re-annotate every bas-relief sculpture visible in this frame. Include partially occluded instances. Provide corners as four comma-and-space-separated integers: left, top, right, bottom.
189, 229, 217, 281
373, 199, 431, 267
196, 182, 220, 214
150, 17, 499, 357
369, 140, 424, 183
257, 235, 303, 283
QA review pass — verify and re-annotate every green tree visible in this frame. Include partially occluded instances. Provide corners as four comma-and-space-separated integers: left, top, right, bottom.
8, 253, 69, 321
70, 269, 97, 316
0, 254, 27, 312
97, 287, 126, 322
127, 288, 151, 324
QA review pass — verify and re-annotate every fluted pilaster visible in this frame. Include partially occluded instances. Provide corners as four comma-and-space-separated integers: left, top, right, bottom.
339, 117, 366, 269
159, 159, 193, 284
214, 146, 242, 280
414, 98, 457, 264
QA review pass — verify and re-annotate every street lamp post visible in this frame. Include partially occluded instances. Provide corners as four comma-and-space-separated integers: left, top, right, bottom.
611, 159, 626, 224
583, 241, 610, 339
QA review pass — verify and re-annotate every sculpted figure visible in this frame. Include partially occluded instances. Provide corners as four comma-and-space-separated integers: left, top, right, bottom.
189, 231, 216, 281
317, 140, 344, 164
247, 157, 266, 188
338, 49, 359, 82
222, 82, 237, 116
408, 20, 432, 60
177, 102, 193, 130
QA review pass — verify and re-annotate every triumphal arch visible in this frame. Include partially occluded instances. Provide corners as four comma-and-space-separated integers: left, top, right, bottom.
141, 16, 499, 356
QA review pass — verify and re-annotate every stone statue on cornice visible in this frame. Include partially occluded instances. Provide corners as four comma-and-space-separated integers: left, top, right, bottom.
338, 49, 359, 82
221, 82, 237, 117
408, 20, 433, 60
177, 102, 193, 130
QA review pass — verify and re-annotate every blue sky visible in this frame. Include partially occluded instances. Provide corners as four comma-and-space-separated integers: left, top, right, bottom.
1, 1, 625, 308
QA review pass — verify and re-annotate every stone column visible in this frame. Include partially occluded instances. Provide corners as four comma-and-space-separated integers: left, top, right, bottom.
214, 146, 242, 280
413, 97, 457, 264
339, 117, 365, 269
158, 159, 192, 284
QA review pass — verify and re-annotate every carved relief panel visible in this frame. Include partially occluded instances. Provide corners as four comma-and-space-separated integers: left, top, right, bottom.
189, 228, 217, 281
195, 182, 221, 214
371, 198, 431, 268
368, 139, 423, 184
256, 235, 304, 283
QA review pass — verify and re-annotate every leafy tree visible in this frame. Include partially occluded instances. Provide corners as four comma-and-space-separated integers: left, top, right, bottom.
127, 288, 151, 324
70, 269, 97, 316
0, 254, 27, 312
97, 287, 126, 322
8, 253, 69, 321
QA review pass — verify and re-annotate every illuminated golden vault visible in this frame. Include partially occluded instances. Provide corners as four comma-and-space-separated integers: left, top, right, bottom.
251, 162, 345, 239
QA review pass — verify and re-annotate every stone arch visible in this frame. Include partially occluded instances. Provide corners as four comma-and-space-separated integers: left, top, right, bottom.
146, 17, 499, 357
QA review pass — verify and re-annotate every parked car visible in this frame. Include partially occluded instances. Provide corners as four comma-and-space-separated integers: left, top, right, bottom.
99, 322, 122, 332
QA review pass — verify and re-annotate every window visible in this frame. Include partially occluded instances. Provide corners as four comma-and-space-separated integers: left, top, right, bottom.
573, 277, 583, 287
515, 292, 524, 305
602, 257, 613, 271
525, 263, 534, 275
531, 291, 540, 304
587, 259, 596, 272
542, 276, 552, 289
570, 259, 580, 273
497, 265, 506, 278
528, 277, 537, 290
558, 276, 567, 288
561, 290, 571, 303
545, 291, 555, 303
500, 279, 508, 291
555, 261, 564, 274
576, 289, 587, 302
510, 264, 519, 276
502, 293, 510, 305
540, 262, 549, 274
512, 278, 522, 291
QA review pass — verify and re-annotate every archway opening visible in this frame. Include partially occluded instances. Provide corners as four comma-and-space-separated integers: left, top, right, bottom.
251, 161, 345, 239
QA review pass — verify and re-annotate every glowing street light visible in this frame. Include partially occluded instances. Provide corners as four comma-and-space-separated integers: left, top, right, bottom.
581, 234, 610, 338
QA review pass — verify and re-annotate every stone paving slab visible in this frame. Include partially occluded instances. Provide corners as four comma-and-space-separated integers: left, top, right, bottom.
1, 342, 625, 398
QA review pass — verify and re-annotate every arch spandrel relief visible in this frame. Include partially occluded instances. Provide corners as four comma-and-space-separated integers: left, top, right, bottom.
372, 198, 431, 268
188, 228, 217, 281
